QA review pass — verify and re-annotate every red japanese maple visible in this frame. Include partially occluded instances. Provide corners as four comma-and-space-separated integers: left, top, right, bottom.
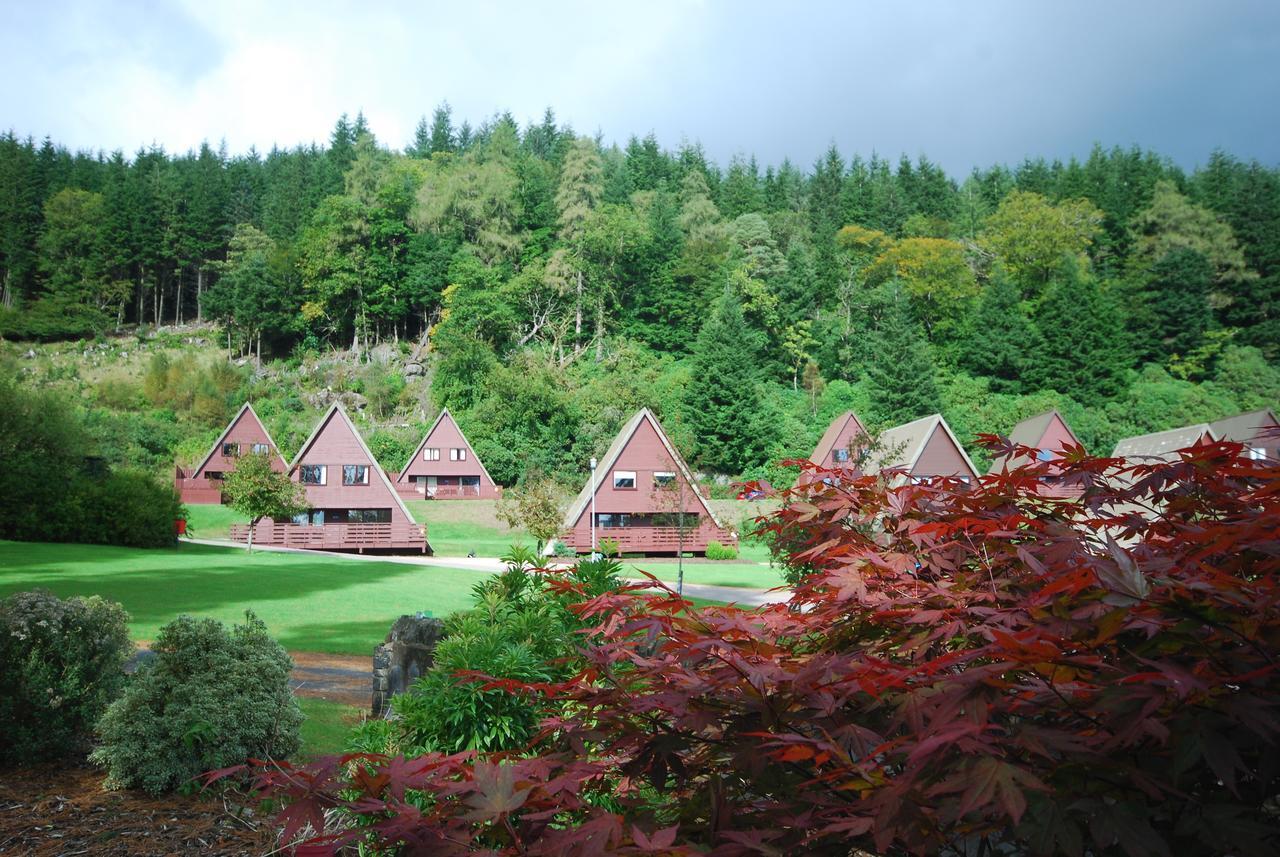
214, 439, 1280, 856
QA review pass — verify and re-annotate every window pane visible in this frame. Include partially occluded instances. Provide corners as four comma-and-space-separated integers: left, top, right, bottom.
613, 470, 636, 489
252, 443, 269, 455
343, 465, 369, 485
653, 471, 675, 487
425, 447, 440, 461
832, 448, 850, 463
300, 465, 326, 485
222, 442, 239, 457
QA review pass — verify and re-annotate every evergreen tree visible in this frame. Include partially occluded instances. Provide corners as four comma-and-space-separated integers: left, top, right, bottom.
1030, 258, 1130, 405
683, 289, 766, 474
865, 288, 942, 426
429, 102, 456, 154
1140, 248, 1215, 362
407, 115, 432, 158
955, 271, 1038, 394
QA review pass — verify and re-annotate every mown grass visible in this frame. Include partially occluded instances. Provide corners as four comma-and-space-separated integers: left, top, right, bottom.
181, 503, 248, 540
0, 540, 489, 655
403, 499, 532, 556
297, 697, 364, 760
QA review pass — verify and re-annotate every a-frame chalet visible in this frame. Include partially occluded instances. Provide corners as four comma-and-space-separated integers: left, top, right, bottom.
559, 408, 736, 556
797, 410, 870, 486
393, 408, 499, 499
866, 414, 981, 485
230, 404, 430, 554
988, 409, 1086, 497
175, 403, 287, 504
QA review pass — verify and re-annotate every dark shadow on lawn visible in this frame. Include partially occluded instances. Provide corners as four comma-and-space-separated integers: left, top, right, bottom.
276, 619, 405, 655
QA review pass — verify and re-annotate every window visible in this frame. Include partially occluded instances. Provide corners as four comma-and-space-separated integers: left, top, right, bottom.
832, 448, 851, 463
251, 443, 270, 455
222, 442, 240, 457
1036, 448, 1054, 462
1247, 445, 1267, 461
348, 508, 391, 523
461, 476, 481, 487
343, 465, 369, 486
450, 448, 467, 461
424, 447, 440, 461
290, 510, 323, 526
595, 513, 632, 528
613, 470, 636, 489
651, 512, 698, 528
299, 464, 326, 485
653, 471, 676, 487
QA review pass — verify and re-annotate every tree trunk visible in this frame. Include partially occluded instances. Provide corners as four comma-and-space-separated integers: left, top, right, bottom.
196, 267, 203, 321
247, 516, 255, 553
175, 269, 182, 327
574, 270, 583, 340
594, 298, 604, 362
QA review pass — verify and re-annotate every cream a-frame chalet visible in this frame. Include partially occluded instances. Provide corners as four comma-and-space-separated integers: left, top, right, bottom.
176, 402, 286, 504
866, 414, 981, 485
230, 404, 430, 554
559, 408, 736, 556
988, 409, 1086, 497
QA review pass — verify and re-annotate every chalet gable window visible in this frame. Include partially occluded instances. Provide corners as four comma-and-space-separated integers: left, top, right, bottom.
450, 448, 467, 461
222, 442, 240, 457
832, 448, 851, 463
424, 447, 440, 461
343, 465, 369, 486
613, 470, 636, 489
1247, 445, 1267, 461
299, 464, 326, 485
653, 471, 676, 487
1036, 448, 1054, 461
251, 443, 270, 455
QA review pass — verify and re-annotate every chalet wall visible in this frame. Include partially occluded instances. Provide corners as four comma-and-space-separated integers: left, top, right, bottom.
912, 426, 977, 480
294, 413, 414, 526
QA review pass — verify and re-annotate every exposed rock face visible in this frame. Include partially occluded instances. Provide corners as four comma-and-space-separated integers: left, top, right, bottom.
371, 614, 446, 717
403, 362, 424, 377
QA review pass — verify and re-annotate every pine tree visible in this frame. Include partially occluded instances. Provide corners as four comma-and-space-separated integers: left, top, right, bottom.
1031, 258, 1129, 405
955, 271, 1038, 394
865, 288, 942, 426
1142, 248, 1215, 361
407, 115, 432, 158
428, 102, 455, 154
684, 289, 766, 474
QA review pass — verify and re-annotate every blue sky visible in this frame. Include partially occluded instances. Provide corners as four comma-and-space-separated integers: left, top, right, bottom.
2, 1, 1277, 175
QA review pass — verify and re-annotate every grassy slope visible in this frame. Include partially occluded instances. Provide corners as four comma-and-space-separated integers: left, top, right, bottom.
0, 540, 489, 655
182, 504, 249, 539
403, 499, 532, 556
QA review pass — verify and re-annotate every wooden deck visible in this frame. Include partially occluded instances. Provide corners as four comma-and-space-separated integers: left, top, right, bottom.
393, 483, 484, 500
229, 521, 431, 554
567, 525, 737, 556
176, 477, 224, 504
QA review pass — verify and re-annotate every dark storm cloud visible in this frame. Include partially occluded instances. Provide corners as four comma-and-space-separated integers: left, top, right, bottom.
0, 0, 1276, 175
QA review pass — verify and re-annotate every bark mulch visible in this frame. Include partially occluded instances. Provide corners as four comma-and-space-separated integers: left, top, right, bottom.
0, 763, 278, 856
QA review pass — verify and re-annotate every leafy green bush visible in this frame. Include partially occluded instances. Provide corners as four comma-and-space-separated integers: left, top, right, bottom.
551, 539, 575, 558
351, 556, 622, 757
92, 612, 302, 794
0, 590, 131, 764
75, 470, 185, 548
705, 539, 738, 560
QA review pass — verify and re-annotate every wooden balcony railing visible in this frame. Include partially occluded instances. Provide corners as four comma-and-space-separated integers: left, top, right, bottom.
572, 525, 736, 555
229, 521, 430, 553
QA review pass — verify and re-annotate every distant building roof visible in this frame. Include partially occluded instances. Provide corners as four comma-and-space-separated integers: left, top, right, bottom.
867, 413, 980, 480
809, 410, 869, 464
1208, 408, 1280, 443
992, 409, 1084, 473
1111, 424, 1219, 460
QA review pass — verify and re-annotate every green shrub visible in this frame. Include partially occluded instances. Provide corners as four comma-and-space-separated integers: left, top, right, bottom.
551, 540, 575, 558
705, 539, 738, 560
91, 612, 302, 794
0, 590, 131, 764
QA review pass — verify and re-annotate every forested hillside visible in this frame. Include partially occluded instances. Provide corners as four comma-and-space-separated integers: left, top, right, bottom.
2, 105, 1279, 486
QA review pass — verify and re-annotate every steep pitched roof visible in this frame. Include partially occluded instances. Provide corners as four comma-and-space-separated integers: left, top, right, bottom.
1209, 408, 1280, 443
290, 404, 419, 525
561, 408, 725, 531
1111, 424, 1220, 460
191, 402, 286, 478
396, 407, 498, 487
867, 414, 981, 480
810, 410, 869, 464
991, 409, 1084, 473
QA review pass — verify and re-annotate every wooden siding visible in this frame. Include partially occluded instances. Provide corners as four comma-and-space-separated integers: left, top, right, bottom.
396, 409, 499, 499
191, 405, 285, 480
564, 413, 735, 555
797, 411, 869, 486
912, 424, 980, 482
293, 410, 415, 527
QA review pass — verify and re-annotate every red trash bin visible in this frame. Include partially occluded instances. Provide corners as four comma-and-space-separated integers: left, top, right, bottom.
175, 519, 187, 536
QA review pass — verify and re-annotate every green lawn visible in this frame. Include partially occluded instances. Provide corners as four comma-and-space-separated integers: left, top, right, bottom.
403, 499, 532, 556
182, 503, 248, 539
620, 559, 786, 589
0, 540, 490, 655
297, 697, 363, 759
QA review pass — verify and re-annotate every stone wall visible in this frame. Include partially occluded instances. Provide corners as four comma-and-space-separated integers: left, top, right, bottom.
371, 614, 446, 716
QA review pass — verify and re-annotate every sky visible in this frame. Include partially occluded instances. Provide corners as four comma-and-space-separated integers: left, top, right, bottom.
2, 0, 1278, 176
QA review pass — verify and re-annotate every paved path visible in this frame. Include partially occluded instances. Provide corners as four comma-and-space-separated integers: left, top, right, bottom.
184, 537, 787, 606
